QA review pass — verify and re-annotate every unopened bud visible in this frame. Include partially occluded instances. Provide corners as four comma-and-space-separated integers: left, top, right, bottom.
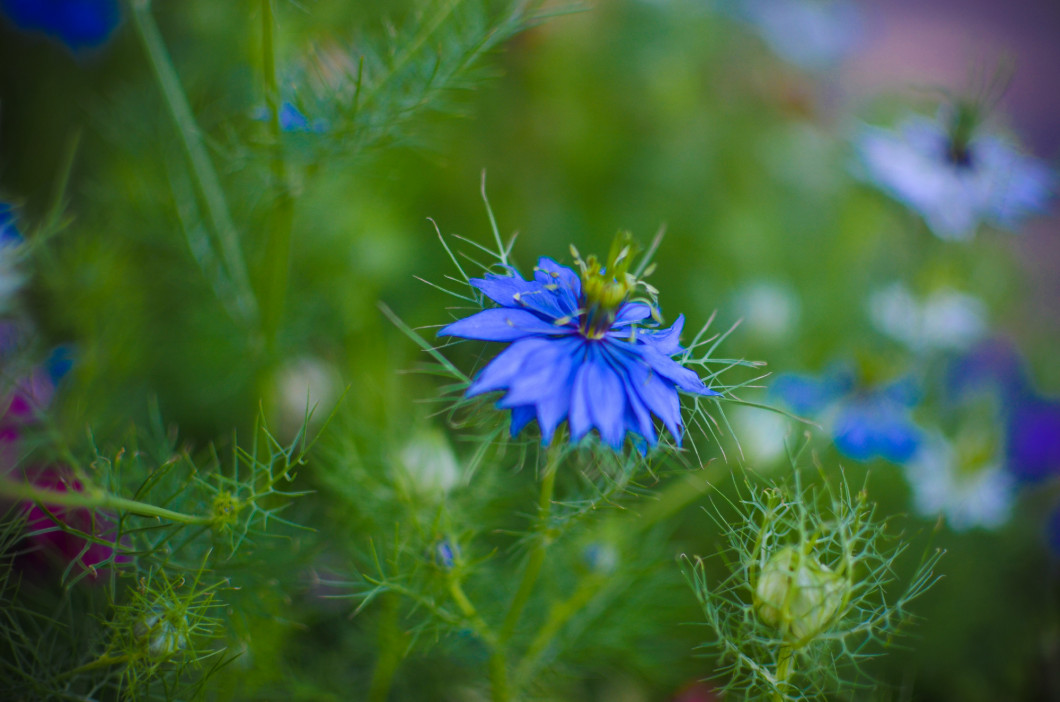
134, 601, 188, 658
755, 547, 846, 642
433, 538, 459, 570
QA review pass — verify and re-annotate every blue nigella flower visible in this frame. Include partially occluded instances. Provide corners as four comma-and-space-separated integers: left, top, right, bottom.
439, 243, 718, 450
854, 110, 1053, 240
1, 0, 121, 51
771, 366, 922, 464
946, 338, 1060, 485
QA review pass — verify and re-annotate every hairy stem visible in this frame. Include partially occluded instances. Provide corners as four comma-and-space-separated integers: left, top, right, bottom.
367, 593, 406, 702
1, 479, 212, 525
774, 644, 795, 702
259, 0, 295, 350
500, 444, 561, 642
491, 442, 563, 701
131, 0, 258, 328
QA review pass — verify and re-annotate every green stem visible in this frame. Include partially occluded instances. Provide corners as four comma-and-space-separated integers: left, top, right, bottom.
500, 444, 561, 643
259, 0, 294, 350
489, 649, 511, 702
515, 574, 603, 683
491, 442, 563, 702
0, 480, 212, 525
130, 0, 258, 327
636, 463, 725, 529
773, 644, 795, 702
58, 653, 129, 680
367, 593, 406, 702
514, 465, 724, 683
450, 574, 512, 702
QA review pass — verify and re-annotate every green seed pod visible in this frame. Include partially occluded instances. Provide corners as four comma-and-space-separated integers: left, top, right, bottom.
755, 546, 847, 642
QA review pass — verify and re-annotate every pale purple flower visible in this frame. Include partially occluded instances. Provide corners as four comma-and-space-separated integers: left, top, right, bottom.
855, 114, 1053, 240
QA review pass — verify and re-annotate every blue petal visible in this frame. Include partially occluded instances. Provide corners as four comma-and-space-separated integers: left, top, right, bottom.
472, 272, 545, 309
439, 308, 567, 342
568, 354, 596, 442
832, 401, 921, 464
467, 337, 552, 396
509, 405, 536, 437
770, 373, 843, 415
636, 314, 684, 355
534, 257, 582, 302
622, 354, 682, 442
475, 271, 576, 322
584, 355, 627, 448
635, 344, 715, 396
611, 302, 653, 327
615, 359, 657, 446
531, 340, 585, 443
499, 337, 580, 406
1006, 395, 1060, 484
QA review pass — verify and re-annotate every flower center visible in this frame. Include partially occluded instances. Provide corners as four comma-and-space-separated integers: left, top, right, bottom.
943, 101, 980, 170
573, 234, 639, 339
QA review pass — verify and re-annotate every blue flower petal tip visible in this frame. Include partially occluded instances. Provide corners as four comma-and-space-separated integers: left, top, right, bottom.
1, 0, 121, 50
440, 255, 718, 450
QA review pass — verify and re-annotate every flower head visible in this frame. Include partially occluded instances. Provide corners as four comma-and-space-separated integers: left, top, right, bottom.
901, 431, 1014, 531
439, 240, 718, 450
771, 366, 923, 464
868, 281, 987, 353
854, 109, 1053, 240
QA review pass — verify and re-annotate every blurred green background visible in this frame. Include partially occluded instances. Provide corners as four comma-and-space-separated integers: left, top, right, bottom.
1, 0, 1058, 699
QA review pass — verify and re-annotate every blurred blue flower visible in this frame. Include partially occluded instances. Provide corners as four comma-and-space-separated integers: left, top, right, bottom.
0, 204, 24, 312
253, 102, 328, 134
439, 256, 718, 450
1004, 391, 1060, 485
946, 339, 1060, 485
0, 204, 21, 244
854, 112, 1053, 240
727, 0, 862, 72
432, 538, 458, 570
771, 366, 922, 463
1, 0, 120, 50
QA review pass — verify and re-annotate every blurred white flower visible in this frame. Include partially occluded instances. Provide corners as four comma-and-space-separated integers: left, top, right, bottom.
868, 282, 987, 352
267, 356, 341, 441
854, 114, 1053, 240
397, 427, 460, 498
901, 432, 1014, 531
732, 280, 801, 344
731, 404, 789, 469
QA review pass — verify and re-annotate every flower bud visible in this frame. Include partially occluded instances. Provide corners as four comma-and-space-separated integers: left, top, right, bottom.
433, 538, 459, 570
134, 601, 188, 659
755, 546, 846, 642
582, 542, 618, 576
398, 429, 460, 498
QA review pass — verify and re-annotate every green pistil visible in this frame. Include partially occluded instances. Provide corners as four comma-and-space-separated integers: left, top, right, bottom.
572, 233, 639, 339
946, 101, 980, 169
